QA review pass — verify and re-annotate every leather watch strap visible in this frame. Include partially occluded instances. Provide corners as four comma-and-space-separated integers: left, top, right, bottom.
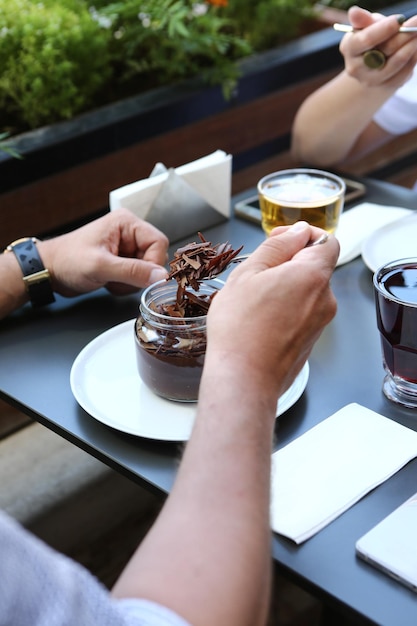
5, 237, 55, 308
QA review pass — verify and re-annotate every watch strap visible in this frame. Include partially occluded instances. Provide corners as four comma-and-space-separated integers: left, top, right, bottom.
6, 238, 55, 308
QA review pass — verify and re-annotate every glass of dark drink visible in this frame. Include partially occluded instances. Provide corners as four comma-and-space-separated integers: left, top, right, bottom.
374, 258, 417, 408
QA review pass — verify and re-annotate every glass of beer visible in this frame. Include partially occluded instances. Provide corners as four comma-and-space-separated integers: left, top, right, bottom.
257, 168, 345, 236
374, 258, 417, 408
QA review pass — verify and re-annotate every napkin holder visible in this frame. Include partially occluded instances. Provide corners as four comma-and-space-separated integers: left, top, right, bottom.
109, 150, 232, 243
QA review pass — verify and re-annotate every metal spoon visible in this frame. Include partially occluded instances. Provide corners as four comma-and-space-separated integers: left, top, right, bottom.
202, 231, 329, 279
334, 23, 417, 33
227, 231, 329, 265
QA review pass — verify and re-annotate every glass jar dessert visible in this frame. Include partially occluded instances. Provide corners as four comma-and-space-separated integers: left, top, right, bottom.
134, 278, 223, 402
134, 233, 243, 402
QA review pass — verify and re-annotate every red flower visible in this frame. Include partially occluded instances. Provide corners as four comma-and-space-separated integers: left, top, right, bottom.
206, 0, 228, 6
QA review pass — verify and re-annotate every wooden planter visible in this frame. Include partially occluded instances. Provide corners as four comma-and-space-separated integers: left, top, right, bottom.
1, 0, 415, 248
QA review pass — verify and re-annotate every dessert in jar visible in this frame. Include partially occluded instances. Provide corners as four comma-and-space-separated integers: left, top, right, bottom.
134, 233, 242, 402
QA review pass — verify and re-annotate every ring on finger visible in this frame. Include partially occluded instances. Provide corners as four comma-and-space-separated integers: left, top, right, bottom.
362, 49, 387, 70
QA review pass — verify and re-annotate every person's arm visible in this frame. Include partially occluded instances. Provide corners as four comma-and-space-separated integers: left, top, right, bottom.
291, 7, 417, 167
292, 71, 394, 166
0, 208, 168, 319
0, 250, 29, 316
112, 221, 339, 626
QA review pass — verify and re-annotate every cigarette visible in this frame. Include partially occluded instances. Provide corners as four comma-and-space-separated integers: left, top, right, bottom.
333, 23, 417, 33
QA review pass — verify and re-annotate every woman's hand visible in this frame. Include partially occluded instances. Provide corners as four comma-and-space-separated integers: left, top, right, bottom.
340, 6, 417, 89
291, 6, 417, 167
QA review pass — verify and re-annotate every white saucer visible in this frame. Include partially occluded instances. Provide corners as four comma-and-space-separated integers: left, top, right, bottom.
70, 320, 309, 441
361, 212, 417, 273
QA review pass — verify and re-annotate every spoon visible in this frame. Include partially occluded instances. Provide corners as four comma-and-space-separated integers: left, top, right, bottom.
333, 23, 417, 33
202, 231, 329, 279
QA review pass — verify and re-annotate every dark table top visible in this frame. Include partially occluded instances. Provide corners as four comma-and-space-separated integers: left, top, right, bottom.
1, 176, 417, 625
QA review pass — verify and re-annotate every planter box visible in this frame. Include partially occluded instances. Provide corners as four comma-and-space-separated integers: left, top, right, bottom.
0, 24, 343, 247
1, 0, 415, 247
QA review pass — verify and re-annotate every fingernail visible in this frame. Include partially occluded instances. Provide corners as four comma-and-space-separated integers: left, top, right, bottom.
149, 267, 168, 284
290, 221, 309, 232
397, 14, 406, 24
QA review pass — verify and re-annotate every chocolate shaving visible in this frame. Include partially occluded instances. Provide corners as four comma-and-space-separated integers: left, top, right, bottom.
163, 232, 243, 316
136, 234, 244, 366
169, 232, 243, 288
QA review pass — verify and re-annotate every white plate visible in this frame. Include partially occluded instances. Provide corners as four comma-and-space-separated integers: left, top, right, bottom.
361, 212, 417, 273
70, 320, 309, 442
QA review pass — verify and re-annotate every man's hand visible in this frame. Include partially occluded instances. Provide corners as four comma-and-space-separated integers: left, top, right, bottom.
39, 208, 169, 297
206, 221, 339, 399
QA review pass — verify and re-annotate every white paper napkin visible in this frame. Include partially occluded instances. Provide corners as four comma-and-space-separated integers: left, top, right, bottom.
270, 404, 417, 544
336, 203, 413, 266
109, 150, 232, 242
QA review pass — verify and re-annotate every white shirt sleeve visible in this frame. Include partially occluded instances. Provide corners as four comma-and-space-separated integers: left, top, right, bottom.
0, 510, 191, 626
373, 68, 417, 135
117, 599, 192, 626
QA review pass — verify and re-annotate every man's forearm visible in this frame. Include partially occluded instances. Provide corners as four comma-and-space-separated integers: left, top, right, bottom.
112, 352, 278, 626
0, 251, 29, 319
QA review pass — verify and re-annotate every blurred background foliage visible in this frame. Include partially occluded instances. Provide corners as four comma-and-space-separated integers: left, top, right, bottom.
319, 0, 404, 8
0, 0, 402, 137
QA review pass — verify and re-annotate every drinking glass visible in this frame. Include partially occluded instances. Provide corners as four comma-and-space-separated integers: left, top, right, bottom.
374, 258, 417, 408
257, 168, 345, 236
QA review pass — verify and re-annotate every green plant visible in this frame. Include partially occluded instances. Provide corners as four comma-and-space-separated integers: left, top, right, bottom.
95, 0, 317, 93
93, 0, 251, 99
0, 0, 112, 131
222, 0, 317, 51
0, 0, 325, 136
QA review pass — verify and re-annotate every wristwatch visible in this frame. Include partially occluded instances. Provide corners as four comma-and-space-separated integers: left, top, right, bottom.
5, 237, 55, 308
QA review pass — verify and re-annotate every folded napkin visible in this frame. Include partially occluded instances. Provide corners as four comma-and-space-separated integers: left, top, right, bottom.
109, 150, 232, 242
336, 203, 412, 266
270, 403, 417, 544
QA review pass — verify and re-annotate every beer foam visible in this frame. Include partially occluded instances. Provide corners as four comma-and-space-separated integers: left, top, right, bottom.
264, 174, 338, 203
